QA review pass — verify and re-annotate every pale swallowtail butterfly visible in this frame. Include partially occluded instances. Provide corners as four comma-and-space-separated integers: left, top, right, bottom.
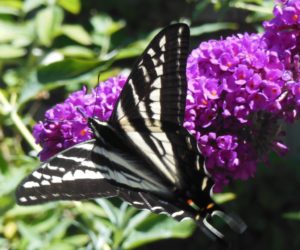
16, 23, 246, 242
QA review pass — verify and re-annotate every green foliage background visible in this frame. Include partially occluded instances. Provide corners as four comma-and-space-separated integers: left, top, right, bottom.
0, 0, 299, 249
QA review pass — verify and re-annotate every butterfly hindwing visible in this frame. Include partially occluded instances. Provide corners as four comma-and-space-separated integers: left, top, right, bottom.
16, 140, 119, 205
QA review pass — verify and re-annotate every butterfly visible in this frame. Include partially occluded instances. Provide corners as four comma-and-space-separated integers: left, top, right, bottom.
16, 23, 246, 242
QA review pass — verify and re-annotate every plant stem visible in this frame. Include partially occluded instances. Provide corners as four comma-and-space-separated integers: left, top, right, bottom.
0, 90, 41, 152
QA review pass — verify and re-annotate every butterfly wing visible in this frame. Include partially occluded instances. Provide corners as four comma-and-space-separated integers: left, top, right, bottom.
110, 23, 189, 128
106, 23, 195, 189
16, 140, 119, 205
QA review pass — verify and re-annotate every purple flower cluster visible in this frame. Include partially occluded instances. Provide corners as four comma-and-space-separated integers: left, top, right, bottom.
184, 0, 300, 191
262, 0, 300, 127
33, 75, 126, 161
33, 0, 300, 192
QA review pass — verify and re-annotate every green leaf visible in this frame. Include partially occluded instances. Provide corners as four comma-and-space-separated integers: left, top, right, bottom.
0, 21, 22, 43
37, 59, 102, 83
190, 22, 238, 36
95, 199, 119, 225
0, 168, 26, 196
35, 6, 64, 46
64, 234, 89, 246
61, 25, 92, 45
23, 0, 45, 13
6, 203, 56, 218
0, 45, 26, 59
17, 221, 44, 248
91, 14, 125, 35
0, 153, 8, 173
0, 0, 22, 15
283, 211, 300, 220
58, 46, 95, 59
230, 1, 273, 14
47, 218, 73, 241
57, 0, 81, 14
122, 215, 195, 249
123, 210, 151, 237
30, 212, 61, 233
45, 242, 74, 250
75, 202, 106, 217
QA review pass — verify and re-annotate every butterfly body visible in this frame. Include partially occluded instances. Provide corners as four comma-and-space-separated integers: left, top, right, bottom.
16, 23, 246, 241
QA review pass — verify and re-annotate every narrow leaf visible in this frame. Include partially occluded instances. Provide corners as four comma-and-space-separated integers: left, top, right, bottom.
37, 59, 102, 83
61, 25, 92, 45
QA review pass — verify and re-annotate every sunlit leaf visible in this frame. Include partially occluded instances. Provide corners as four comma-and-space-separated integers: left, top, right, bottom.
47, 219, 73, 241
230, 1, 273, 14
45, 242, 74, 250
35, 6, 64, 46
4, 221, 17, 239
23, 0, 45, 13
73, 202, 106, 217
58, 0, 81, 14
61, 25, 92, 45
6, 203, 57, 218
91, 14, 125, 35
0, 21, 22, 43
0, 0, 22, 15
58, 46, 95, 58
95, 199, 119, 225
64, 234, 89, 246
0, 45, 26, 59
30, 211, 61, 233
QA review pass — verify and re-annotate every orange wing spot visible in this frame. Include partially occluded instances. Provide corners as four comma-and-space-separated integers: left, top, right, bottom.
187, 199, 194, 205
206, 203, 214, 210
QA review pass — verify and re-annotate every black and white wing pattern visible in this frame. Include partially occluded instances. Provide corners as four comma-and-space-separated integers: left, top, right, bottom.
110, 23, 189, 128
16, 140, 119, 205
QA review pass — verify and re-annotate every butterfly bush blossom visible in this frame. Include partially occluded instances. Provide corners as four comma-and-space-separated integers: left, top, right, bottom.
33, 0, 300, 191
184, 0, 300, 191
33, 75, 126, 161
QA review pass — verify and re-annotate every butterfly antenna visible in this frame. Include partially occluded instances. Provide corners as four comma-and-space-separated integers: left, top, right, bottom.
76, 106, 88, 119
92, 71, 102, 118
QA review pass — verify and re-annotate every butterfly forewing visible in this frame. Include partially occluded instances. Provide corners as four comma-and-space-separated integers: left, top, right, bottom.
110, 23, 189, 129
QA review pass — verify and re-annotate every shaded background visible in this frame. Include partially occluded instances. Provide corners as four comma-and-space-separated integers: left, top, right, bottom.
0, 0, 299, 249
